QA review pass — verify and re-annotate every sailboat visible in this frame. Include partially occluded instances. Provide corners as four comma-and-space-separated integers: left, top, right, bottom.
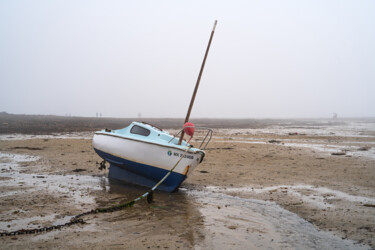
92, 21, 217, 192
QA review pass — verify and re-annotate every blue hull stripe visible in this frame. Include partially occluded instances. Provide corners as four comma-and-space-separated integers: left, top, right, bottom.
94, 148, 186, 192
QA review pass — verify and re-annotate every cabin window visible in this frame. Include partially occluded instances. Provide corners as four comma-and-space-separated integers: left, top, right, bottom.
130, 125, 150, 136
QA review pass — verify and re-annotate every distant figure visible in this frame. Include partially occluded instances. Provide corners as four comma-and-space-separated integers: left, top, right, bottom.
100, 113, 102, 118
96, 112, 98, 118
333, 113, 338, 119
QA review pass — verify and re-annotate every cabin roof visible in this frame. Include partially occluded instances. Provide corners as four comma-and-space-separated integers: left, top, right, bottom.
96, 121, 201, 152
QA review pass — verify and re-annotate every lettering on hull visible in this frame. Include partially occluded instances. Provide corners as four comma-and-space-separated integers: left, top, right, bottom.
167, 150, 194, 160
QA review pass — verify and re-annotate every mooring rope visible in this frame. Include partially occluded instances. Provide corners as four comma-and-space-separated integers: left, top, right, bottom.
0, 141, 193, 237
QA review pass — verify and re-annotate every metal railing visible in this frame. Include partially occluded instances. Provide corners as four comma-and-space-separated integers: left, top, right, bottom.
168, 126, 213, 150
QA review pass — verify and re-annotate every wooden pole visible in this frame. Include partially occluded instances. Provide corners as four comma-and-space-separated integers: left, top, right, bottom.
178, 20, 217, 145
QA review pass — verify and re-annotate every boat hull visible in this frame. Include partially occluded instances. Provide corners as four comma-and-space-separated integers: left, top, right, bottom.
94, 148, 188, 192
93, 133, 203, 192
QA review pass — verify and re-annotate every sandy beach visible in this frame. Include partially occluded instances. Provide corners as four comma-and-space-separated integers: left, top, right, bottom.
1, 116, 375, 249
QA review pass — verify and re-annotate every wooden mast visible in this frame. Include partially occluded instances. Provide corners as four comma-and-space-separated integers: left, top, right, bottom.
178, 20, 217, 145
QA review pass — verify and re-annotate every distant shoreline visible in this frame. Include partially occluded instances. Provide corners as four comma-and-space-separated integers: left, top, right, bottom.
1, 112, 374, 134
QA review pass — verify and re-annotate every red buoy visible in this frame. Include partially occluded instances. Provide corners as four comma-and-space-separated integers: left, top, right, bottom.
183, 122, 195, 137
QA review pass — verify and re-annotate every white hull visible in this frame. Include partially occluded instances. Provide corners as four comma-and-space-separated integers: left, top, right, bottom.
92, 133, 203, 176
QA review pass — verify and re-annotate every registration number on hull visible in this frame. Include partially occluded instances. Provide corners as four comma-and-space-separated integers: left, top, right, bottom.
167, 150, 194, 160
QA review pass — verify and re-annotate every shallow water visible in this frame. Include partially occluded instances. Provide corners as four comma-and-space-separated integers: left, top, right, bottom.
0, 132, 93, 141
217, 120, 375, 138
0, 152, 107, 203
205, 120, 375, 161
206, 185, 375, 210
186, 188, 369, 249
212, 138, 375, 160
0, 152, 107, 232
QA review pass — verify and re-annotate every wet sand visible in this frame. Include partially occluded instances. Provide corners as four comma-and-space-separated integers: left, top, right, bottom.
0, 117, 375, 249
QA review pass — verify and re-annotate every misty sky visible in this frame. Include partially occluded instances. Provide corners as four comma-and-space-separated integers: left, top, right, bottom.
1, 1, 374, 118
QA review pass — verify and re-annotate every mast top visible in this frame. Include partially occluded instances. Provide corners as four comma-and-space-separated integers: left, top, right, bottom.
212, 20, 218, 32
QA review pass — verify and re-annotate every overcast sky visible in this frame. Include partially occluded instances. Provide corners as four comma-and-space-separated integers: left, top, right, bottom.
1, 0, 374, 118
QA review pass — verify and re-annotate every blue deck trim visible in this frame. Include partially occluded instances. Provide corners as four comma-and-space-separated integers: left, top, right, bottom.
94, 148, 186, 192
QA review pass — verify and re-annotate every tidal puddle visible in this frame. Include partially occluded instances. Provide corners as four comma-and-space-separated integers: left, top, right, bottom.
213, 139, 375, 160
0, 152, 107, 204
206, 185, 375, 210
212, 120, 375, 160
282, 142, 375, 159
0, 152, 108, 232
185, 188, 369, 249
0, 132, 93, 141
218, 120, 375, 138
0, 213, 75, 232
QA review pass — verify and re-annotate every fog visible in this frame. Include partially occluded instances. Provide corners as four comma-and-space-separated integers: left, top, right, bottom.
1, 0, 374, 118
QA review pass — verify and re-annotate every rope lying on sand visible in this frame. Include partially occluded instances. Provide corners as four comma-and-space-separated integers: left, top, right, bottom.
0, 144, 192, 237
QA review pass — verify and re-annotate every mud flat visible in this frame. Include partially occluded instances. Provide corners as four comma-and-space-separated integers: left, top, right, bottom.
0, 119, 375, 249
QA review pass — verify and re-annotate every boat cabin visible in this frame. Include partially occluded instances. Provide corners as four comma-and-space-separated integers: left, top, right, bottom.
101, 122, 189, 148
